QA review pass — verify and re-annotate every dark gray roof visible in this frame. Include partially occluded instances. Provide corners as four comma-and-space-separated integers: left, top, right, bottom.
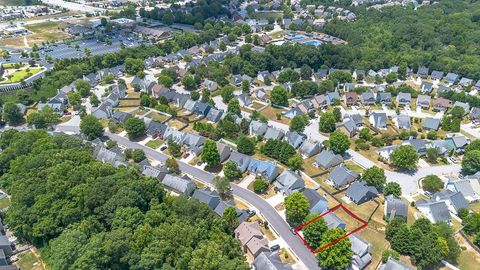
328, 165, 359, 188
432, 190, 469, 211
252, 251, 292, 270
380, 257, 413, 270
315, 150, 343, 169
423, 117, 440, 130
345, 181, 378, 203
397, 115, 410, 129
385, 194, 408, 218
285, 131, 306, 149
323, 212, 346, 229
372, 112, 387, 128
192, 188, 220, 209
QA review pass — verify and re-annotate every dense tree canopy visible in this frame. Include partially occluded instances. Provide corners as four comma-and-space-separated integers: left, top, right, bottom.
316, 228, 353, 270
285, 192, 309, 227
0, 131, 248, 270
80, 115, 104, 140
390, 145, 419, 170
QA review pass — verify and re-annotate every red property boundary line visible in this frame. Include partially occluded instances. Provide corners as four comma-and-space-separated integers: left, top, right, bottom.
293, 204, 368, 254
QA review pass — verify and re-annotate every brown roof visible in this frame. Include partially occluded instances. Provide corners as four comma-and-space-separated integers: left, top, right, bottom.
344, 92, 358, 103
235, 221, 264, 246
434, 97, 450, 108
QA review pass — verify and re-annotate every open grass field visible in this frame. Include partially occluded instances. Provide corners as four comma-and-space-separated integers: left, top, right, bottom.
0, 21, 70, 48
260, 106, 290, 125
145, 139, 163, 149
16, 250, 45, 270
0, 68, 42, 84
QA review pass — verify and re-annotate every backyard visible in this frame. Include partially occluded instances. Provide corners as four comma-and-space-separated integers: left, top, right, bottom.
15, 250, 45, 270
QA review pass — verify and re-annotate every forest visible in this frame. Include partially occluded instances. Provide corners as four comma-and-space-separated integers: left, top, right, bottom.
0, 130, 248, 270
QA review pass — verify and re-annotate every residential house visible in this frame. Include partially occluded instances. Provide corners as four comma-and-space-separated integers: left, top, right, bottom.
264, 127, 285, 141
228, 151, 252, 172
380, 257, 413, 270
0, 237, 12, 257
346, 181, 379, 204
350, 234, 372, 270
416, 95, 431, 109
445, 135, 469, 153
433, 97, 450, 112
314, 150, 343, 169
142, 165, 167, 181
182, 133, 206, 155
235, 221, 269, 258
93, 145, 127, 167
423, 117, 440, 131
248, 159, 279, 183
299, 140, 322, 158
192, 188, 221, 209
111, 111, 132, 124
384, 195, 408, 220
238, 93, 252, 107
217, 143, 232, 163
323, 212, 346, 230
164, 128, 185, 144
444, 73, 458, 85
302, 188, 328, 214
470, 107, 480, 123
249, 120, 268, 137
417, 66, 429, 79
193, 102, 212, 117
349, 114, 363, 127
415, 200, 451, 224
37, 91, 68, 114
344, 83, 357, 92
344, 92, 359, 106
336, 118, 357, 138
215, 200, 249, 223
396, 114, 411, 130
377, 92, 392, 105
446, 179, 479, 202
274, 170, 305, 195
327, 165, 359, 188
325, 92, 340, 104
404, 138, 428, 156
92, 102, 113, 119
162, 174, 196, 196
431, 190, 469, 215
437, 85, 451, 94
146, 120, 168, 138
420, 82, 433, 93
311, 94, 328, 109
285, 100, 312, 118
183, 99, 198, 113
284, 131, 306, 149
253, 88, 268, 101
206, 108, 224, 122
361, 92, 376, 106
458, 77, 473, 88
431, 70, 443, 81
202, 79, 219, 92
396, 93, 411, 107
370, 112, 387, 129
453, 101, 470, 114
252, 251, 292, 270
257, 71, 273, 83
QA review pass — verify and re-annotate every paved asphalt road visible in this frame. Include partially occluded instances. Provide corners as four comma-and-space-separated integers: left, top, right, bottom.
103, 132, 320, 270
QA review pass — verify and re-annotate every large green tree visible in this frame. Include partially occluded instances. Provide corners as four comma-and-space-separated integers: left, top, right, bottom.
461, 150, 480, 175
362, 166, 386, 190
201, 139, 220, 167
2, 102, 24, 126
270, 86, 289, 106
237, 136, 255, 155
328, 131, 350, 154
319, 112, 337, 133
316, 228, 353, 270
303, 213, 328, 250
390, 145, 419, 170
80, 115, 103, 140
290, 115, 308, 132
422, 175, 444, 193
124, 117, 146, 140
285, 192, 309, 227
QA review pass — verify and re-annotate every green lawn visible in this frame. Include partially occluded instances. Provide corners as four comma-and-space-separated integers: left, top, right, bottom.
16, 250, 45, 270
0, 68, 42, 84
25, 21, 65, 33
145, 139, 163, 149
0, 197, 10, 209
344, 160, 364, 174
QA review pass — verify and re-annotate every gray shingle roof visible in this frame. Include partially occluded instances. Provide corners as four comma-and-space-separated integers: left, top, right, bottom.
385, 194, 408, 219
252, 251, 293, 270
423, 117, 440, 130
299, 140, 321, 158
315, 150, 343, 169
345, 181, 378, 204
328, 165, 359, 188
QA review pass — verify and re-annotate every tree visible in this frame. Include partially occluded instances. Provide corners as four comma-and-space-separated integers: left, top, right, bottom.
167, 139, 182, 158
214, 176, 231, 198
390, 145, 419, 170
319, 112, 337, 133
359, 128, 372, 141
382, 250, 400, 263
332, 107, 342, 122
201, 139, 220, 167
385, 73, 397, 84
221, 85, 235, 103
131, 149, 146, 162
285, 192, 309, 227
89, 95, 100, 107
270, 86, 289, 107
422, 174, 443, 193
427, 130, 437, 140
80, 115, 103, 140
426, 147, 438, 163
26, 106, 60, 129
384, 182, 402, 197
362, 166, 386, 190
68, 92, 81, 108
303, 213, 328, 250
386, 217, 407, 240
253, 178, 269, 194
158, 75, 174, 88
223, 206, 239, 233
124, 117, 146, 140
328, 131, 350, 155
290, 115, 307, 132
223, 161, 242, 180
3, 102, 24, 126
237, 136, 255, 155
300, 64, 312, 80
317, 228, 353, 270
461, 150, 480, 175
182, 76, 196, 91
465, 139, 480, 153
288, 154, 304, 170
125, 57, 145, 75
242, 79, 249, 93
75, 79, 91, 97
165, 157, 179, 173
227, 99, 241, 115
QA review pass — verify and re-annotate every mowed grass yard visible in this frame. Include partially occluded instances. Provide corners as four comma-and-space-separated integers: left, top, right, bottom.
16, 250, 45, 270
0, 68, 42, 84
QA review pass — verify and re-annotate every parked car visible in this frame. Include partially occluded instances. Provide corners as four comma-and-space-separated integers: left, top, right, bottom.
159, 145, 167, 151
424, 191, 432, 198
246, 209, 256, 217
449, 157, 457, 164
269, 244, 280, 251
183, 152, 190, 158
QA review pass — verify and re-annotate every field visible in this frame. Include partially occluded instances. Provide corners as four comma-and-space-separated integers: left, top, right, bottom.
145, 139, 163, 149
16, 250, 45, 270
0, 21, 70, 48
260, 106, 290, 125
0, 68, 42, 84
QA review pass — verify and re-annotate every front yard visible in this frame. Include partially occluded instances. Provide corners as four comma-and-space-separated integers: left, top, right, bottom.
145, 139, 163, 149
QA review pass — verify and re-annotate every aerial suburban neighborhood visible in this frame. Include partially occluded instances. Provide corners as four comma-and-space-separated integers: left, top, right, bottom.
0, 0, 479, 270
